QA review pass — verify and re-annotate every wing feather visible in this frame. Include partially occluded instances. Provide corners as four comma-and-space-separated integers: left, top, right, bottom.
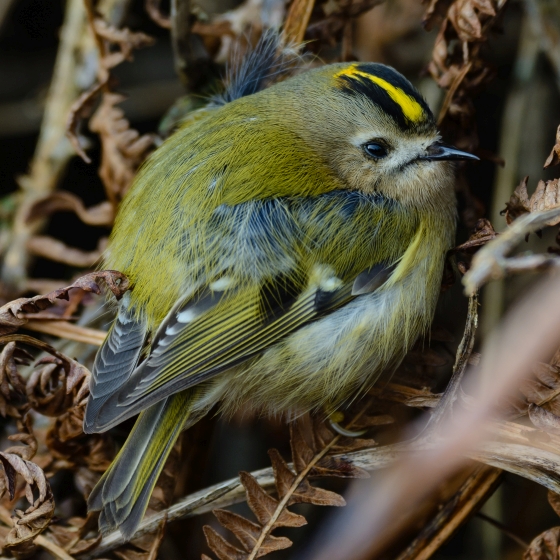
84, 293, 147, 433
90, 274, 356, 431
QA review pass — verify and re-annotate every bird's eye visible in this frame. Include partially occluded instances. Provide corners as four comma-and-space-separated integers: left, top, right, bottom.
363, 142, 388, 160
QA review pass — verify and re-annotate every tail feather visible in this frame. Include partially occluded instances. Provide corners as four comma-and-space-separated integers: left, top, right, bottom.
88, 389, 198, 539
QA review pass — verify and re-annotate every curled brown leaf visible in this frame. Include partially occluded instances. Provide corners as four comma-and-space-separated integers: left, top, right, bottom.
0, 454, 55, 554
26, 191, 114, 227
0, 270, 129, 336
27, 235, 107, 268
89, 92, 158, 203
453, 219, 498, 253
145, 0, 171, 29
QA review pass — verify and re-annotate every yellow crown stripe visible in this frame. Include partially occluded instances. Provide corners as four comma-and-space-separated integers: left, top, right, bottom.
335, 65, 425, 123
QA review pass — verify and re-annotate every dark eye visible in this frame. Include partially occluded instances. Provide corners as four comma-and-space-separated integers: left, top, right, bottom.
363, 142, 388, 160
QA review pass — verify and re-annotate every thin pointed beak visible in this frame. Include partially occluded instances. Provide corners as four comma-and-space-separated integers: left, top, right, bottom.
421, 141, 479, 162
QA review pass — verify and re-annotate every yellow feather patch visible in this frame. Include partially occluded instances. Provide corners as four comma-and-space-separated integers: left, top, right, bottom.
334, 64, 425, 123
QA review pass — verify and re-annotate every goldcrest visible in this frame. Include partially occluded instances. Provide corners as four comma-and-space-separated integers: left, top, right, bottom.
84, 36, 477, 538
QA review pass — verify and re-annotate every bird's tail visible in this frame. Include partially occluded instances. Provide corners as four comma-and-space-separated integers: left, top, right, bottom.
88, 389, 199, 540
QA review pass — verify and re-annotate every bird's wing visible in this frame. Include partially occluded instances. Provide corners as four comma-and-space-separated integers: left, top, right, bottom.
84, 292, 147, 432
87, 191, 416, 433
87, 260, 396, 432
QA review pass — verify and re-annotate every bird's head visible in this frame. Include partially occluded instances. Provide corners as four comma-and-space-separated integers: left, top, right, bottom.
269, 62, 478, 206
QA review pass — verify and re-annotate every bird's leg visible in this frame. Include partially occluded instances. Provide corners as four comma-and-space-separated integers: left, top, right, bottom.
328, 410, 367, 437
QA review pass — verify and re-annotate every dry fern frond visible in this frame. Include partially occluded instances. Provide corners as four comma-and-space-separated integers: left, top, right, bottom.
89, 92, 158, 204
202, 414, 370, 560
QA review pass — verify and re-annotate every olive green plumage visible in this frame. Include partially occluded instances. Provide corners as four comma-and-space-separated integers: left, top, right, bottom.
84, 36, 475, 540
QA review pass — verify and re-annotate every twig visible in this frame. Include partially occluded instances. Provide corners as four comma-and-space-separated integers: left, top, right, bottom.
170, 0, 192, 88
24, 320, 106, 346
421, 293, 478, 433
476, 511, 530, 549
396, 466, 503, 560
463, 208, 560, 295
282, 0, 316, 45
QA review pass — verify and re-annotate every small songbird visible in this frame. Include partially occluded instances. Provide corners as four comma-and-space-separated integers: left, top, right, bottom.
84, 35, 478, 538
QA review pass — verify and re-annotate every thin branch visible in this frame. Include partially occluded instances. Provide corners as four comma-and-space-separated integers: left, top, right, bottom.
421, 294, 478, 433
282, 0, 317, 45
396, 466, 503, 560
476, 511, 530, 549
24, 320, 106, 346
170, 0, 192, 88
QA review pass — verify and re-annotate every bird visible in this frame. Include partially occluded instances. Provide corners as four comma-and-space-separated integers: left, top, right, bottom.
83, 34, 478, 539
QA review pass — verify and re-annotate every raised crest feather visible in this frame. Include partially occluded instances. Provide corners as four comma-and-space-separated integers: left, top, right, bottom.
211, 29, 303, 105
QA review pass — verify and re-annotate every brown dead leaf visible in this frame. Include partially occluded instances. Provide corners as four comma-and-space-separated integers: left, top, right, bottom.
448, 0, 496, 41
26, 191, 114, 227
0, 453, 55, 554
503, 177, 531, 225
49, 513, 101, 556
524, 527, 560, 559
93, 18, 155, 70
66, 79, 107, 164
203, 525, 249, 560
530, 180, 560, 225
0, 342, 30, 418
545, 126, 560, 169
240, 470, 306, 528
67, 11, 154, 164
453, 219, 498, 253
213, 509, 293, 555
5, 415, 38, 462
90, 93, 158, 203
503, 177, 560, 227
26, 356, 84, 418
0, 270, 129, 336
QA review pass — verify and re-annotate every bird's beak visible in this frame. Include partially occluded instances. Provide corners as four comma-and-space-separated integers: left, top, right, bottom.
420, 141, 479, 162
